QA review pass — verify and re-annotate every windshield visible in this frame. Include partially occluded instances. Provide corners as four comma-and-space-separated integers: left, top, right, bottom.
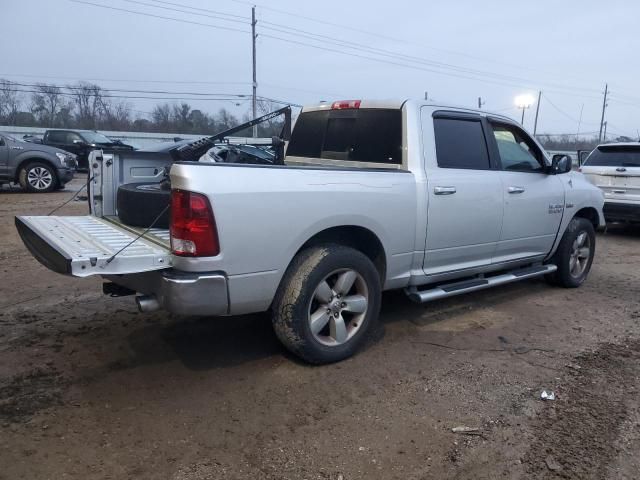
584, 146, 640, 167
82, 131, 114, 144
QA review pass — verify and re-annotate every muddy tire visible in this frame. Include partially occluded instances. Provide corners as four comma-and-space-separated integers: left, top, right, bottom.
18, 161, 58, 193
546, 217, 596, 288
116, 183, 171, 228
272, 244, 381, 364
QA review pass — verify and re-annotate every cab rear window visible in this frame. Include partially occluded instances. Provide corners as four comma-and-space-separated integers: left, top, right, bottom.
287, 109, 402, 165
584, 146, 640, 167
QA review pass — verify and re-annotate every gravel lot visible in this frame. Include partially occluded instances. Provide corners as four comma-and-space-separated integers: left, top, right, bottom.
1, 176, 639, 480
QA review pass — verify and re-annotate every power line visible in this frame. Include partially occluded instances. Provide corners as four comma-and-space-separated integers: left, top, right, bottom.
69, 0, 250, 34
0, 72, 252, 86
543, 95, 600, 126
144, 0, 247, 20
218, 0, 604, 92
5, 87, 250, 102
9, 81, 249, 98
72, 0, 604, 99
124, 0, 249, 25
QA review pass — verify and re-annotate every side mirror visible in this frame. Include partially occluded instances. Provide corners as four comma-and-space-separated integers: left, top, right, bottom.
550, 154, 572, 174
73, 139, 87, 146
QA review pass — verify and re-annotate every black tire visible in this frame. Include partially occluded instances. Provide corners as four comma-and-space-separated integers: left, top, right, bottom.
116, 183, 171, 228
18, 161, 58, 193
546, 217, 596, 288
272, 244, 381, 364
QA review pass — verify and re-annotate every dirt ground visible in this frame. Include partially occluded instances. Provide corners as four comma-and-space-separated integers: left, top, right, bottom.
1, 176, 640, 480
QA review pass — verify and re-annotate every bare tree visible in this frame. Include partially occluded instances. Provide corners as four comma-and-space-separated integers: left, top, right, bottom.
172, 103, 192, 132
215, 108, 239, 131
256, 99, 284, 137
0, 79, 22, 125
30, 83, 70, 127
68, 82, 104, 129
151, 103, 172, 132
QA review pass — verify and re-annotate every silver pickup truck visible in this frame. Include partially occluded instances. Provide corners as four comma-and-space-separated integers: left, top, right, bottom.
15, 99, 605, 364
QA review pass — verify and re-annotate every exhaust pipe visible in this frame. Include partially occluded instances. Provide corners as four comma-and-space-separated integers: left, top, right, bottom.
135, 295, 160, 313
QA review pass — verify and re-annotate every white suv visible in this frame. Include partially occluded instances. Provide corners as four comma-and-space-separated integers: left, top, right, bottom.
581, 143, 640, 223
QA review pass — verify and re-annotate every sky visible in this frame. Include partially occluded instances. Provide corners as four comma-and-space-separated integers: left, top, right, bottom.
2, 0, 640, 138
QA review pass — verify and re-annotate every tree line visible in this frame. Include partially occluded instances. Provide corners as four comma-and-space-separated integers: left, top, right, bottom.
0, 79, 284, 137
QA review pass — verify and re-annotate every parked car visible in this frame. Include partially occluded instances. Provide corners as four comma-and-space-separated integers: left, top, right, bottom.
0, 133, 76, 192
580, 143, 640, 223
24, 129, 134, 170
16, 99, 605, 364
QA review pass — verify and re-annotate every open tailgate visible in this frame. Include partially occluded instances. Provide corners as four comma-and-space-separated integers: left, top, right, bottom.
16, 215, 171, 277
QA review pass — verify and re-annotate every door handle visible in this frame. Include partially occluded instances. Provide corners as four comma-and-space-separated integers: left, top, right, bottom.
508, 186, 525, 194
434, 186, 456, 195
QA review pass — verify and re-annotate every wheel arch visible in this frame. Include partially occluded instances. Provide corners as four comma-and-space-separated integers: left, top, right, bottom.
574, 206, 600, 229
14, 156, 59, 184
289, 225, 387, 283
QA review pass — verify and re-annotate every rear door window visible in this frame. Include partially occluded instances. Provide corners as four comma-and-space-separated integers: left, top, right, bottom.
584, 147, 640, 167
433, 117, 491, 170
287, 109, 402, 165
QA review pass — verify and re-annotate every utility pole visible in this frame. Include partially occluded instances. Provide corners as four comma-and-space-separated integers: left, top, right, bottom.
424, 91, 429, 101
533, 90, 542, 136
576, 103, 584, 143
477, 97, 485, 109
603, 121, 608, 142
251, 6, 257, 137
598, 83, 608, 143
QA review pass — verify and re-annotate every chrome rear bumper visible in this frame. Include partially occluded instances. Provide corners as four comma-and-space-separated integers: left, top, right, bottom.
106, 269, 229, 316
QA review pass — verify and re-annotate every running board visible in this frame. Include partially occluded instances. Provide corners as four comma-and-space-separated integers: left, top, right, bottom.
406, 264, 557, 304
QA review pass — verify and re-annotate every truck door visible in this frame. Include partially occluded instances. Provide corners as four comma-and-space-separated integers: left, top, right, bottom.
487, 120, 564, 262
44, 130, 68, 150
421, 111, 503, 275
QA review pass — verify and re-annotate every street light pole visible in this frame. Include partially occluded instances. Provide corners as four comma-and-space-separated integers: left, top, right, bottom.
515, 94, 535, 127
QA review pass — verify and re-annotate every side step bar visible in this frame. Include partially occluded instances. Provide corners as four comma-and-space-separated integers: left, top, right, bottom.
406, 264, 557, 304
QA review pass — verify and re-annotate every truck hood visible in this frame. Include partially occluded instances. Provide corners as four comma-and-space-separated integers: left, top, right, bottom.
14, 141, 74, 157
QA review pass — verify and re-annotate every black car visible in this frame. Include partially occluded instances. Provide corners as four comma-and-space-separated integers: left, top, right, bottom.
26, 129, 134, 170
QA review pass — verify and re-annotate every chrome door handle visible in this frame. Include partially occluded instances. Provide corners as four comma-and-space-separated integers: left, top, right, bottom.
508, 186, 525, 194
434, 186, 456, 195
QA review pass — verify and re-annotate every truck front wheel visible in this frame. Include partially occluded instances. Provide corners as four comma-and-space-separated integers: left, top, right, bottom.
546, 217, 596, 288
19, 161, 58, 193
272, 244, 381, 364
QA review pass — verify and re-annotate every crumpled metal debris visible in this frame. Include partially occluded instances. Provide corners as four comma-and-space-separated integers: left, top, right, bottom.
540, 390, 556, 401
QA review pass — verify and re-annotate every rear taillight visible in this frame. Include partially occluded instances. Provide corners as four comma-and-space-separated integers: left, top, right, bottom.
170, 190, 219, 257
331, 100, 361, 110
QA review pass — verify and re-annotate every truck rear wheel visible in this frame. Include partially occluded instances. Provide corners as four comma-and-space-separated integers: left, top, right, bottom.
19, 161, 58, 193
546, 217, 595, 288
272, 244, 381, 364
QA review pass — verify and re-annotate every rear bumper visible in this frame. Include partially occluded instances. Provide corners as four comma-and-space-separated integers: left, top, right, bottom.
107, 269, 229, 316
156, 270, 229, 316
603, 202, 640, 223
